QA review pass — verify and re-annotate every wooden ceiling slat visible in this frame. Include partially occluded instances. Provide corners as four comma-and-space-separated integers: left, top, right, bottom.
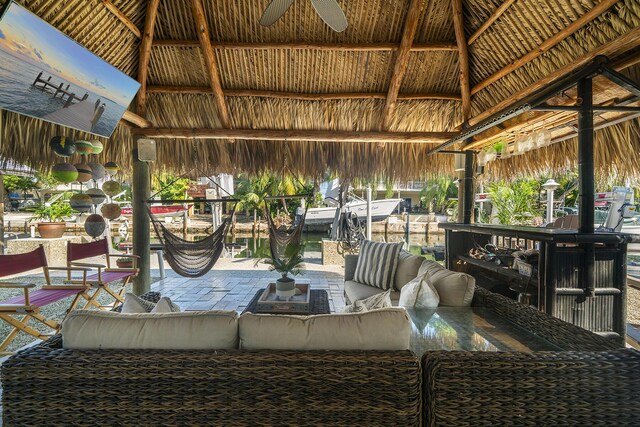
452, 0, 471, 123
136, 0, 161, 117
101, 0, 142, 38
467, 0, 516, 45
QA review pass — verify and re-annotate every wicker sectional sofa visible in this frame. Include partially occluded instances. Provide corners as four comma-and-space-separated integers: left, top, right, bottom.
2, 289, 640, 426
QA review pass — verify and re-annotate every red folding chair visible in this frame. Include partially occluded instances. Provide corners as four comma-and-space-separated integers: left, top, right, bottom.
66, 238, 139, 309
0, 246, 91, 354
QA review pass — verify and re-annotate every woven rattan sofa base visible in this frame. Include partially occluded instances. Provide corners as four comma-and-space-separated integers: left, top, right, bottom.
1, 336, 421, 427
421, 286, 640, 427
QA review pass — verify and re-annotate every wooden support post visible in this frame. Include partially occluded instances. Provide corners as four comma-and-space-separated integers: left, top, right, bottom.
577, 77, 595, 298
132, 140, 151, 294
0, 174, 4, 254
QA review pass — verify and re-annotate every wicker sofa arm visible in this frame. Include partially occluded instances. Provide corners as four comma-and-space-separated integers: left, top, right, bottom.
423, 349, 640, 427
2, 343, 422, 426
344, 254, 359, 281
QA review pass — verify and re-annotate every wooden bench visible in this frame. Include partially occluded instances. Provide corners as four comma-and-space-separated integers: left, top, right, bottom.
0, 246, 91, 354
66, 238, 139, 310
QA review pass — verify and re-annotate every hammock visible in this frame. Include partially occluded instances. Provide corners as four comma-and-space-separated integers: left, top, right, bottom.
148, 204, 235, 278
264, 197, 310, 260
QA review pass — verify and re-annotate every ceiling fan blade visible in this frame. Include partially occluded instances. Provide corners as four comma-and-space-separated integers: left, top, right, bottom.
310, 0, 348, 32
260, 0, 295, 26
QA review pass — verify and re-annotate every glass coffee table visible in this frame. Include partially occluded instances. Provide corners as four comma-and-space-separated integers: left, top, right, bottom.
242, 288, 330, 315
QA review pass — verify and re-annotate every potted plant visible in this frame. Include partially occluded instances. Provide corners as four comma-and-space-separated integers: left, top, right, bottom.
115, 257, 134, 269
29, 201, 76, 239
262, 242, 305, 300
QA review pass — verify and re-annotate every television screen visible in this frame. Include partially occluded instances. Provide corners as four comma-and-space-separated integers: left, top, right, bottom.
0, 1, 140, 137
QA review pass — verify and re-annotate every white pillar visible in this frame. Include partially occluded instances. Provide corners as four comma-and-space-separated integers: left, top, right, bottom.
546, 190, 554, 224
366, 186, 372, 240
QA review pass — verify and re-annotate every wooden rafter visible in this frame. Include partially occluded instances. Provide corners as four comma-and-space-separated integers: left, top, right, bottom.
130, 128, 457, 143
122, 110, 153, 128
152, 40, 458, 52
467, 24, 640, 127
452, 0, 471, 123
467, 0, 516, 45
135, 0, 160, 117
101, 0, 141, 39
380, 0, 424, 131
471, 0, 619, 95
191, 0, 231, 129
146, 86, 462, 101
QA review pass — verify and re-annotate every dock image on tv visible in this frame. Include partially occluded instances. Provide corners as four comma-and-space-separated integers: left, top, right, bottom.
0, 1, 140, 137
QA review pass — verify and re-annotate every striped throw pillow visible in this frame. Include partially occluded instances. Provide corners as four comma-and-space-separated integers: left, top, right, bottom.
353, 241, 403, 290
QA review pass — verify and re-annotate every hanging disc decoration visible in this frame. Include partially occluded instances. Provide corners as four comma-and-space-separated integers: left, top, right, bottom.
74, 162, 93, 183
86, 188, 107, 205
69, 193, 93, 213
84, 214, 106, 238
49, 136, 76, 157
91, 140, 104, 155
88, 162, 105, 180
52, 163, 78, 183
104, 161, 120, 176
101, 203, 122, 220
75, 140, 94, 156
102, 180, 122, 197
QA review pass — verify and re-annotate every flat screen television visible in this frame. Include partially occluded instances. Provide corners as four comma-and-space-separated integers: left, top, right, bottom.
0, 1, 140, 137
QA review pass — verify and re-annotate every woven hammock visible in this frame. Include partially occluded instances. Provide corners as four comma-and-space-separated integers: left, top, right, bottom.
148, 207, 235, 278
264, 201, 309, 260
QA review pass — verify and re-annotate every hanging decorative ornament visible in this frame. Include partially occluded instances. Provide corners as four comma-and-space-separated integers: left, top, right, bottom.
101, 203, 122, 220
69, 193, 93, 213
536, 129, 552, 147
49, 136, 76, 157
88, 162, 106, 180
84, 214, 106, 238
52, 163, 78, 183
477, 151, 487, 167
91, 140, 104, 155
74, 162, 93, 183
514, 134, 527, 155
102, 180, 122, 197
86, 188, 107, 205
484, 147, 497, 163
523, 133, 535, 151
104, 161, 120, 176
75, 140, 94, 156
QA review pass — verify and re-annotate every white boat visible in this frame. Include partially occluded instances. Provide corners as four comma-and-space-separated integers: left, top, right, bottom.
298, 198, 402, 225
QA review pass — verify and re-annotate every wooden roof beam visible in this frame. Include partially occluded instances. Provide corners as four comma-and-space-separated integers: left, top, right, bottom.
467, 0, 516, 45
146, 86, 462, 101
101, 0, 141, 39
135, 0, 160, 117
191, 0, 231, 128
452, 0, 471, 123
381, 0, 424, 131
151, 40, 458, 51
130, 128, 457, 143
122, 110, 153, 128
468, 25, 640, 128
471, 0, 619, 95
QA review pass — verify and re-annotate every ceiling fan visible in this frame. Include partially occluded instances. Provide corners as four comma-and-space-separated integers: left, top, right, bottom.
260, 0, 348, 32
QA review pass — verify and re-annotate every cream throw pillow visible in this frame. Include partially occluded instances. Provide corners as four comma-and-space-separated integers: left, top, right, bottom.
343, 289, 392, 313
398, 275, 439, 309
121, 293, 156, 313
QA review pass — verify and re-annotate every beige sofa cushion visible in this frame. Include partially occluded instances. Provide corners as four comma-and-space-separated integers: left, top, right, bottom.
419, 260, 475, 306
344, 280, 400, 305
62, 310, 238, 350
394, 251, 426, 291
239, 308, 411, 351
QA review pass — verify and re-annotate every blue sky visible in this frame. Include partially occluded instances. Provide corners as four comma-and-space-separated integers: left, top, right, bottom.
0, 1, 139, 105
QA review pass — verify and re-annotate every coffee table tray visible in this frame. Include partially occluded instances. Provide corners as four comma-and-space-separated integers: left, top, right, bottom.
256, 283, 311, 314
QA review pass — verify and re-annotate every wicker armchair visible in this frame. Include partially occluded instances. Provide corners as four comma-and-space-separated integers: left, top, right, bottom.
422, 287, 640, 426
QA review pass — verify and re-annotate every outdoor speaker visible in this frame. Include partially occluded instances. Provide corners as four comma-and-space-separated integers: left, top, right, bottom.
138, 138, 156, 162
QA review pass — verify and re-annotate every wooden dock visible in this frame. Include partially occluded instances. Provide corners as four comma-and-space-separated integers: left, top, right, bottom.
33, 72, 104, 132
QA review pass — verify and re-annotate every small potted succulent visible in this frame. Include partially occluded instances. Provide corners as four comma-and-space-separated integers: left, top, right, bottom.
262, 242, 305, 300
29, 201, 76, 238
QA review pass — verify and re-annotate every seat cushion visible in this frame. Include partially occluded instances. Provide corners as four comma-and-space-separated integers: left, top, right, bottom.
239, 308, 411, 350
344, 280, 400, 305
353, 240, 403, 290
62, 310, 238, 350
344, 289, 392, 313
394, 251, 426, 291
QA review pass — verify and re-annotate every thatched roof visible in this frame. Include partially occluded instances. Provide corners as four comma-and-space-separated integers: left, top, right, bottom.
0, 0, 639, 180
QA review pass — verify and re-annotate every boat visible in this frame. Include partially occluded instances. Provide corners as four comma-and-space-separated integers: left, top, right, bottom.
298, 198, 402, 225
121, 204, 191, 217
